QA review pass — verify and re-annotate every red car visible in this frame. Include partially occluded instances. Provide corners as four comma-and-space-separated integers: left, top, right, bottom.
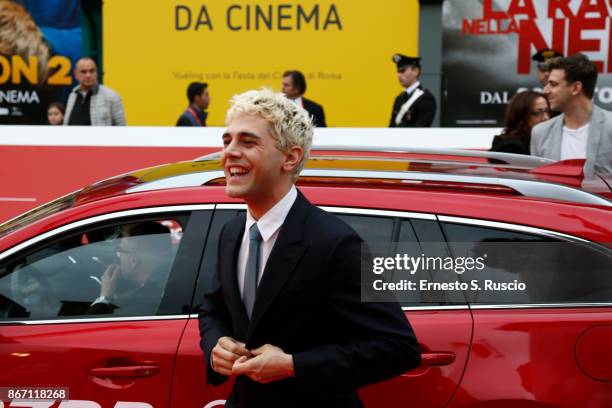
0, 148, 611, 408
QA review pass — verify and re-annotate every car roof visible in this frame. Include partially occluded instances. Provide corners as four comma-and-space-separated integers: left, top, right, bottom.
79, 147, 611, 204
0, 147, 609, 240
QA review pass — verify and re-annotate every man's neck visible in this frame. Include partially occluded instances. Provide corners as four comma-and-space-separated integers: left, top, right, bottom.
405, 81, 420, 94
247, 183, 293, 220
563, 97, 593, 129
79, 84, 94, 93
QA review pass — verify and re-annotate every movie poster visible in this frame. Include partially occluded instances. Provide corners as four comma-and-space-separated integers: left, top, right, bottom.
0, 0, 81, 124
103, 0, 419, 127
442, 0, 612, 126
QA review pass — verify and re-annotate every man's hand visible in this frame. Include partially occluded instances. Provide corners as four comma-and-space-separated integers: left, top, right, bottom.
232, 344, 295, 383
211, 336, 252, 376
100, 264, 119, 297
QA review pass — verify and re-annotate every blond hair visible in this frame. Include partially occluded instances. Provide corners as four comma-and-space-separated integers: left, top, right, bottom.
0, 0, 50, 82
227, 88, 314, 179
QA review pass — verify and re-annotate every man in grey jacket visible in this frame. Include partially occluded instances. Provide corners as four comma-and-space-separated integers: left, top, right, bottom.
64, 57, 126, 126
531, 53, 611, 175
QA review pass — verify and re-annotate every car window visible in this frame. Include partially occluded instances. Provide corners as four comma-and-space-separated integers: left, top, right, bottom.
0, 217, 187, 320
441, 222, 612, 304
192, 209, 243, 311
195, 211, 397, 310
193, 209, 463, 310
335, 214, 395, 250
397, 219, 464, 306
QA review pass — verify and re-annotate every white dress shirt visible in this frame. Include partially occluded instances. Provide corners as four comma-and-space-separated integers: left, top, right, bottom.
237, 185, 297, 298
405, 81, 421, 95
560, 123, 589, 160
290, 96, 304, 108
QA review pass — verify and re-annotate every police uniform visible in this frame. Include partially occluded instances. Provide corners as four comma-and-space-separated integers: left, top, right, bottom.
389, 54, 437, 127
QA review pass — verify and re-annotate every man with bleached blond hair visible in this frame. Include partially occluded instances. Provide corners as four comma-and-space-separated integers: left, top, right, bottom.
198, 88, 420, 407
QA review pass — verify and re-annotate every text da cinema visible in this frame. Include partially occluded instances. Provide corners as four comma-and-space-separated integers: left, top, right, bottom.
175, 3, 343, 31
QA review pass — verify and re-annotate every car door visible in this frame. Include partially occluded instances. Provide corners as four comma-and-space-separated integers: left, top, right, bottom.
331, 209, 472, 408
171, 207, 240, 408
440, 218, 612, 407
0, 207, 211, 408
172, 206, 472, 408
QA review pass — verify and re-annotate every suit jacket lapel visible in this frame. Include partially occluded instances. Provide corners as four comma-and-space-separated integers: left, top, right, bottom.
247, 192, 310, 340
220, 214, 250, 338
585, 105, 604, 175
551, 115, 564, 160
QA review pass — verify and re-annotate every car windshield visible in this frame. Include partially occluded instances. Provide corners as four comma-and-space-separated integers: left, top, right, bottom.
0, 191, 79, 239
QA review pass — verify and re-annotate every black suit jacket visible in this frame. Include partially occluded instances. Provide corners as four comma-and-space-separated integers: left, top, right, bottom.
490, 134, 530, 155
389, 86, 437, 127
199, 191, 420, 408
302, 97, 327, 127
176, 105, 208, 126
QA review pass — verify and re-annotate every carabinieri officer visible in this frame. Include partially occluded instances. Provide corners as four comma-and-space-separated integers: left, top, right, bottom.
389, 53, 437, 127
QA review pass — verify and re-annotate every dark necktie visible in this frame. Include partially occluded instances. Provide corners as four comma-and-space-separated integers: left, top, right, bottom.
243, 223, 262, 318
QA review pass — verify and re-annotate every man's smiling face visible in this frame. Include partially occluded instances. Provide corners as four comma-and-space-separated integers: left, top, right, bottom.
544, 68, 576, 112
221, 112, 286, 208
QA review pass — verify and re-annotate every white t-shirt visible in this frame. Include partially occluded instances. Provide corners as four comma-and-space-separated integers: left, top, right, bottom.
560, 123, 589, 160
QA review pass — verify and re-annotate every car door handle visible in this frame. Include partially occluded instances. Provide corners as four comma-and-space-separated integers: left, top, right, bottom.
88, 365, 160, 378
401, 352, 456, 377
420, 352, 455, 366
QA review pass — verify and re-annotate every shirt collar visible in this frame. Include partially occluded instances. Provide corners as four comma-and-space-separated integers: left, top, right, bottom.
291, 96, 303, 107
75, 83, 99, 95
405, 81, 421, 95
245, 185, 297, 242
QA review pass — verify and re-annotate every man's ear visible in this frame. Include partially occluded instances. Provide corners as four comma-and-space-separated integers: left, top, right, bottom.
572, 81, 583, 96
282, 146, 304, 174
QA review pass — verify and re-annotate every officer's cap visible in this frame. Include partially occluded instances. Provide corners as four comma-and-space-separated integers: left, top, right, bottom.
393, 54, 421, 71
532, 48, 563, 70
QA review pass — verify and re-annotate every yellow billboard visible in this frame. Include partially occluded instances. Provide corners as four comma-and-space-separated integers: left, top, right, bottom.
103, 0, 419, 127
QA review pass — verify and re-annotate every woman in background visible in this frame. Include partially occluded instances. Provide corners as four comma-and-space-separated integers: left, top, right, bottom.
47, 102, 65, 125
491, 91, 550, 155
